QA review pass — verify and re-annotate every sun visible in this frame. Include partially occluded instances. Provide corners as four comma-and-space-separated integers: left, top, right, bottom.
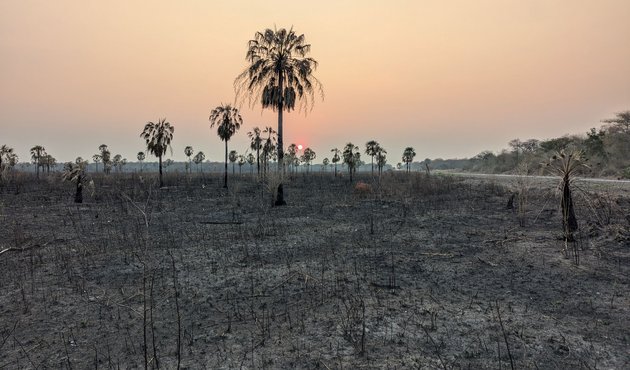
297, 144, 303, 151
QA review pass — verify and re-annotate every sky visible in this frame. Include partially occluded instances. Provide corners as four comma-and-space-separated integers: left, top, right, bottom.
1, 0, 629, 164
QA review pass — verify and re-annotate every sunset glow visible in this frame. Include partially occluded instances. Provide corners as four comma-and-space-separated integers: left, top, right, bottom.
1, 1, 628, 163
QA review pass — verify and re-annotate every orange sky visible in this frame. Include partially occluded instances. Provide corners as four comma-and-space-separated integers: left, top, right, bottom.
1, 0, 629, 163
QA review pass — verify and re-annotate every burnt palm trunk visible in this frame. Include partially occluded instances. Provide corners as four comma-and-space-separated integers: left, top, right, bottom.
561, 176, 578, 240
74, 177, 83, 203
224, 141, 228, 188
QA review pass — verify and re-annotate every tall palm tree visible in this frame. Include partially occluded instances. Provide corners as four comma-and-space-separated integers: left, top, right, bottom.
402, 147, 416, 173
365, 140, 380, 176
184, 146, 194, 173
140, 118, 175, 188
30, 145, 46, 179
247, 127, 263, 175
209, 104, 243, 188
137, 152, 145, 172
235, 27, 323, 205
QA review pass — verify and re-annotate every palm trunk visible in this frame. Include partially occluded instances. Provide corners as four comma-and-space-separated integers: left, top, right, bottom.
274, 72, 287, 206
232, 162, 235, 175
224, 141, 228, 188
158, 155, 163, 187
75, 177, 83, 203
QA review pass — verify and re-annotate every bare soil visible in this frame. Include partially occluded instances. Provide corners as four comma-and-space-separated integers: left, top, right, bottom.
0, 172, 628, 369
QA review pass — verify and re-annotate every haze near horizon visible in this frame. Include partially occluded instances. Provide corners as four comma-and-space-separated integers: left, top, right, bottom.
1, 0, 629, 163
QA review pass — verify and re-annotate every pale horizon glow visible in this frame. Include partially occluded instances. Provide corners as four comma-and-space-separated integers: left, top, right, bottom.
1, 1, 629, 164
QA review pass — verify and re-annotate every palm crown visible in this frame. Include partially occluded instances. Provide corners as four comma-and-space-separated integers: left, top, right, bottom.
209, 104, 242, 142
140, 119, 174, 158
235, 27, 323, 113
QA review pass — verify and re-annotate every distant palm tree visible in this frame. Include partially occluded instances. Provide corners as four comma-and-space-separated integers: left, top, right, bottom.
92, 154, 101, 173
376, 147, 387, 175
193, 151, 205, 173
0, 145, 14, 172
235, 27, 323, 205
140, 118, 175, 187
30, 145, 46, 178
137, 152, 145, 172
229, 150, 238, 174
246, 153, 255, 174
287, 144, 298, 173
343, 143, 360, 181
365, 140, 380, 176
238, 155, 246, 175
209, 104, 242, 188
331, 148, 341, 177
98, 144, 110, 174
322, 157, 329, 172
247, 127, 263, 175
402, 147, 416, 173
261, 126, 276, 175
184, 146, 194, 173
113, 154, 122, 172
301, 147, 316, 173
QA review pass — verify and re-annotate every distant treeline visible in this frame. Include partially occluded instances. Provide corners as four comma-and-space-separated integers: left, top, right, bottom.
418, 111, 630, 179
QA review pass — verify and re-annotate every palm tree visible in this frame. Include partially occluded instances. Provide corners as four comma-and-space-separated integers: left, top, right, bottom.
287, 143, 298, 173
343, 143, 360, 182
331, 148, 341, 177
261, 126, 276, 175
246, 153, 255, 174
184, 146, 194, 173
238, 155, 246, 175
209, 104, 243, 188
113, 154, 122, 172
301, 147, 316, 173
30, 145, 46, 178
92, 154, 101, 173
0, 145, 14, 172
193, 151, 205, 173
376, 147, 387, 175
137, 152, 145, 172
229, 150, 238, 174
140, 118, 175, 188
247, 127, 263, 175
235, 27, 323, 205
322, 157, 329, 172
62, 159, 88, 203
402, 147, 416, 173
98, 144, 111, 174
365, 140, 380, 176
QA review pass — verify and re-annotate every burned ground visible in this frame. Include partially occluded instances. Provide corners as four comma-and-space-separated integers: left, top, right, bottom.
0, 172, 628, 369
